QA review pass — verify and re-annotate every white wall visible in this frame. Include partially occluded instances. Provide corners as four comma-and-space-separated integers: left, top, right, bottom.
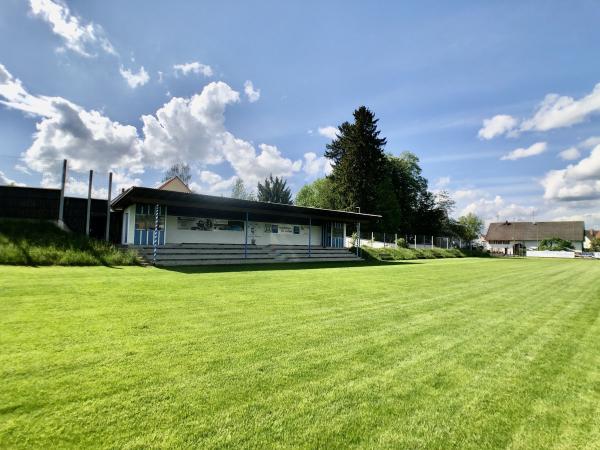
164, 215, 322, 246
527, 250, 575, 258
488, 240, 583, 254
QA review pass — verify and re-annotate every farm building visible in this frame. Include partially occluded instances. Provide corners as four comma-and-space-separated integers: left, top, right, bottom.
109, 177, 380, 264
485, 221, 585, 255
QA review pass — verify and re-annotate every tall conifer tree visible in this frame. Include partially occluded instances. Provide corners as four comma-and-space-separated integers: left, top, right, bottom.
325, 106, 387, 212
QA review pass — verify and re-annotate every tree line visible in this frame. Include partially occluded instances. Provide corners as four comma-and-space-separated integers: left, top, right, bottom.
162, 105, 484, 242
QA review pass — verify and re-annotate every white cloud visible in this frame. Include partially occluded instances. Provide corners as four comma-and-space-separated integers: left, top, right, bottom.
460, 195, 534, 223
223, 142, 302, 185
22, 99, 144, 182
318, 126, 338, 140
0, 171, 25, 186
0, 63, 57, 117
453, 189, 479, 201
141, 81, 240, 168
582, 136, 600, 149
1, 64, 143, 188
500, 142, 547, 161
243, 80, 260, 103
29, 0, 116, 57
541, 144, 600, 201
521, 83, 600, 132
1, 63, 306, 195
558, 147, 581, 161
302, 152, 332, 177
189, 170, 237, 196
119, 65, 150, 88
435, 176, 451, 188
480, 83, 600, 139
15, 164, 32, 175
173, 62, 213, 77
478, 115, 517, 140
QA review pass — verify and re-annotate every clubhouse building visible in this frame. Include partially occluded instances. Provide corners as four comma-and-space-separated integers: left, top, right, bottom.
110, 177, 380, 264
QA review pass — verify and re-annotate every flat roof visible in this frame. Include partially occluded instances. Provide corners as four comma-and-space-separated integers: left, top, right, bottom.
111, 186, 381, 223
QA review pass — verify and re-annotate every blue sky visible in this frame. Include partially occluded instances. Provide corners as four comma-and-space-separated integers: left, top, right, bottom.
1, 0, 600, 226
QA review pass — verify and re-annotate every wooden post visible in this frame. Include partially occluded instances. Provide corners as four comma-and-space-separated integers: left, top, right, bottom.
105, 172, 112, 242
58, 159, 67, 225
308, 217, 312, 257
431, 235, 434, 249
85, 169, 93, 236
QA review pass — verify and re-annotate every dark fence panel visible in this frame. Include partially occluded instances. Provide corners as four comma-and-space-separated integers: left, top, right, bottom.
0, 186, 60, 220
0, 186, 121, 243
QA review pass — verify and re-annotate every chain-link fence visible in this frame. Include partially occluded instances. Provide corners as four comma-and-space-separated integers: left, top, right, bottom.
354, 231, 476, 250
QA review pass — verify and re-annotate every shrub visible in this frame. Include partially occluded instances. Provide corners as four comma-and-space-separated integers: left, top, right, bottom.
538, 237, 573, 251
0, 219, 139, 266
358, 245, 489, 262
395, 237, 407, 248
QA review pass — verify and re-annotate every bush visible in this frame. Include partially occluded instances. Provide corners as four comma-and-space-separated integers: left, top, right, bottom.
395, 237, 407, 248
0, 219, 139, 266
538, 237, 573, 251
359, 245, 489, 262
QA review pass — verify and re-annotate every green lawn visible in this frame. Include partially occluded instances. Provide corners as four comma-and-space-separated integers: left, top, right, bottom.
1, 259, 600, 449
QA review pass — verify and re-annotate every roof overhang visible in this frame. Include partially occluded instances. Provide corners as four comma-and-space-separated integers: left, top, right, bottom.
111, 187, 381, 223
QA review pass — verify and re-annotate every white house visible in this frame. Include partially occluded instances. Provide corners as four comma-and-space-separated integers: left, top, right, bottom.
485, 221, 585, 255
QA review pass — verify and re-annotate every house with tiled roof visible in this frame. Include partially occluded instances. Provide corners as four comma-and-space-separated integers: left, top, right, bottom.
485, 221, 585, 255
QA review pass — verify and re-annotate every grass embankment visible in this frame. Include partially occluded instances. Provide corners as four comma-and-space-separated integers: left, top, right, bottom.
2, 258, 600, 448
0, 219, 137, 265
361, 245, 489, 261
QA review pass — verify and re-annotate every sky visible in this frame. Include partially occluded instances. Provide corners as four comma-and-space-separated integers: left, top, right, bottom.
1, 0, 600, 227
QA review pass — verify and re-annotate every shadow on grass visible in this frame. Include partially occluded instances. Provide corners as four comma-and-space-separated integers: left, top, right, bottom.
160, 259, 420, 274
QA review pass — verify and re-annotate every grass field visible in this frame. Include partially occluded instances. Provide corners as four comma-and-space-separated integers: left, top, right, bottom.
2, 258, 600, 449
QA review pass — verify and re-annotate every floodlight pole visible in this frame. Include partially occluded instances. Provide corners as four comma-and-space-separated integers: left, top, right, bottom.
86, 169, 93, 236
58, 159, 67, 226
105, 172, 112, 242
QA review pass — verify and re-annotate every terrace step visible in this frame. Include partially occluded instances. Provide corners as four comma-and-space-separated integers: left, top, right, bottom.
129, 243, 362, 266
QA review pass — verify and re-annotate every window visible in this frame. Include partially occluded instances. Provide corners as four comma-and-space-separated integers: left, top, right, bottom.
135, 203, 165, 230
293, 225, 300, 234
271, 224, 278, 234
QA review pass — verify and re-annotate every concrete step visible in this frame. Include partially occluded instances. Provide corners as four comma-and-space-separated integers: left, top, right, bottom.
155, 257, 363, 266
153, 253, 273, 261
138, 248, 271, 256
275, 252, 358, 259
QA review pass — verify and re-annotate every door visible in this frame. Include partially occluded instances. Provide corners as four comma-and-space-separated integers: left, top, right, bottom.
331, 222, 344, 248
133, 204, 165, 245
